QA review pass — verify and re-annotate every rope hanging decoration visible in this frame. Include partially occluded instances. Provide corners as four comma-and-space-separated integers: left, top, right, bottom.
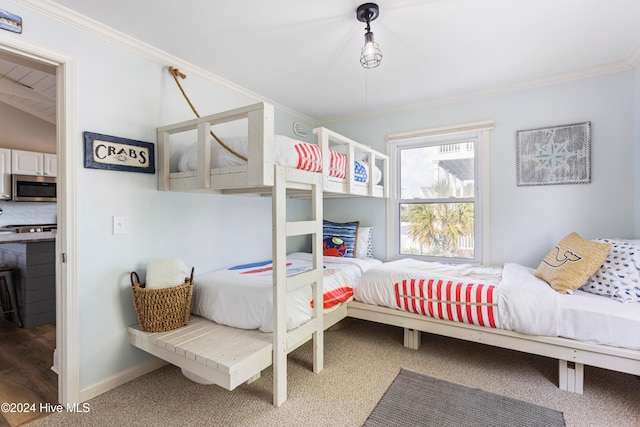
168, 66, 247, 162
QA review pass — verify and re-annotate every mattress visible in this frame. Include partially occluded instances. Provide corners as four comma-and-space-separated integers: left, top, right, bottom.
354, 259, 640, 350
177, 134, 382, 184
192, 252, 382, 332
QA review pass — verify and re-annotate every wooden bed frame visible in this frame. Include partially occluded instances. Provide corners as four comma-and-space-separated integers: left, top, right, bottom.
347, 300, 640, 394
156, 102, 389, 198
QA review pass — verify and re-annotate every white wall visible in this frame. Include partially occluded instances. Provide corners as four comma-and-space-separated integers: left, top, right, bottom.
0, 102, 56, 152
323, 71, 636, 267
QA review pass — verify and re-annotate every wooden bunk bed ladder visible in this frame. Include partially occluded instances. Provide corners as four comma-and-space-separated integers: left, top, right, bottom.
272, 164, 324, 407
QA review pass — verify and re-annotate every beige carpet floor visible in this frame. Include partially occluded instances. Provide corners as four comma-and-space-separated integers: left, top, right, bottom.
30, 319, 639, 427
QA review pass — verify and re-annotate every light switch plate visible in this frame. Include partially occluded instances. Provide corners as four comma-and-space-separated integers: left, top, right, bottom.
113, 215, 126, 234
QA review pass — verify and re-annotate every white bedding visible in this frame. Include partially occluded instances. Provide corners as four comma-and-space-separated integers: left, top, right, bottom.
192, 252, 381, 332
177, 134, 382, 184
355, 259, 640, 350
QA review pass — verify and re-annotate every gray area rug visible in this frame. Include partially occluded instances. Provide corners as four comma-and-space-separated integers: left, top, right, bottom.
364, 368, 566, 427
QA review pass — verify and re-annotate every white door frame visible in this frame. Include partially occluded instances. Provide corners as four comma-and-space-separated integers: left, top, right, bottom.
0, 35, 79, 404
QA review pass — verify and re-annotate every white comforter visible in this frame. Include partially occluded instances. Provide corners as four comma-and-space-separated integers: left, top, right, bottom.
355, 260, 640, 350
192, 253, 381, 332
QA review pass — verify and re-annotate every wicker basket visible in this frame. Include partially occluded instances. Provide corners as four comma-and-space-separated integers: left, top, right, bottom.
130, 267, 194, 332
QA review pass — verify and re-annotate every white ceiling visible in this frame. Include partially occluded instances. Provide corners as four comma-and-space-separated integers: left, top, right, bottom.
0, 51, 56, 124
10, 0, 640, 122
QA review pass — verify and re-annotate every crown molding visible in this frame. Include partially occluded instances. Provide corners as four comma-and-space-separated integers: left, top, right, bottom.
14, 0, 316, 124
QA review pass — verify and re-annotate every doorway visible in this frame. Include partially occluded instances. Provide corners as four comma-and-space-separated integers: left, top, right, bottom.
0, 50, 57, 427
0, 37, 79, 414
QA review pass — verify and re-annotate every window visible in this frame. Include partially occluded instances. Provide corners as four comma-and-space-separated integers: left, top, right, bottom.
387, 121, 493, 263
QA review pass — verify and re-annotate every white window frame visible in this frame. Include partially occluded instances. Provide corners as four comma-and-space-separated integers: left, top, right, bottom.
386, 121, 493, 264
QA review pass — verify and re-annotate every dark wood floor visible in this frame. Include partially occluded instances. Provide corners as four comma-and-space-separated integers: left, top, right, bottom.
0, 317, 57, 427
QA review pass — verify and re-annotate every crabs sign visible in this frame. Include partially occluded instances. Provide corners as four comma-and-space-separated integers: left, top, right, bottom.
84, 131, 155, 174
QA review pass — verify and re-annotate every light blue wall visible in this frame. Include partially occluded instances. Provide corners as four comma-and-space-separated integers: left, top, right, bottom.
323, 71, 636, 267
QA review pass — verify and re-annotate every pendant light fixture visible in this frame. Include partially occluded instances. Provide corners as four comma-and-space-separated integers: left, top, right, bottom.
357, 3, 382, 69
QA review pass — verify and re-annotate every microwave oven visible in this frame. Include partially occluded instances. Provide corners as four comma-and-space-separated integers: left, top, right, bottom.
12, 174, 57, 202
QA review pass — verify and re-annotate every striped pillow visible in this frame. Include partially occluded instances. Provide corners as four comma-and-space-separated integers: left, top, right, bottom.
323, 220, 360, 258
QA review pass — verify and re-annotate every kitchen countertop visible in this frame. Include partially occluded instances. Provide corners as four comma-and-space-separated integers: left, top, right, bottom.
0, 231, 57, 243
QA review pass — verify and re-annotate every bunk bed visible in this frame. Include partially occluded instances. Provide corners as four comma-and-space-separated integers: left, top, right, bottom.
347, 256, 640, 394
155, 102, 388, 198
128, 101, 389, 407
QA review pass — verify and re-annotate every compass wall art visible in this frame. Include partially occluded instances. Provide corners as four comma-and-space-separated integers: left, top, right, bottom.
516, 121, 591, 186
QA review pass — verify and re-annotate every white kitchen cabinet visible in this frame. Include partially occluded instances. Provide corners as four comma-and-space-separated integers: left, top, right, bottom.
44, 153, 57, 177
11, 149, 56, 176
0, 148, 11, 199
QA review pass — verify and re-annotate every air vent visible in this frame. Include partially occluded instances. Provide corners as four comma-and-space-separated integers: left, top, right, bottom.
293, 122, 310, 137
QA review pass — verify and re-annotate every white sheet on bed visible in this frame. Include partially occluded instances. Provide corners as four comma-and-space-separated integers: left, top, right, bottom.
501, 263, 640, 350
192, 252, 381, 332
177, 134, 382, 184
498, 263, 560, 337
355, 259, 640, 350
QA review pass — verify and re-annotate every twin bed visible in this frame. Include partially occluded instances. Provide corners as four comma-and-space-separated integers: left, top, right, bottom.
349, 256, 640, 394
129, 100, 639, 407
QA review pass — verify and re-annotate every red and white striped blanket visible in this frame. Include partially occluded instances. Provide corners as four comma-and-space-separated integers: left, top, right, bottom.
355, 258, 503, 328
394, 278, 498, 328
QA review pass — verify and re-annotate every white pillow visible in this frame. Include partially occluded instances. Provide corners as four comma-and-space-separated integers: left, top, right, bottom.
146, 258, 189, 289
356, 227, 374, 259
177, 136, 248, 172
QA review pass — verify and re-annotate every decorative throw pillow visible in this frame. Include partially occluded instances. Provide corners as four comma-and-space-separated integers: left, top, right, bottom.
354, 161, 368, 183
581, 239, 640, 303
146, 258, 189, 289
356, 226, 374, 259
535, 232, 612, 294
323, 220, 359, 258
323, 236, 348, 257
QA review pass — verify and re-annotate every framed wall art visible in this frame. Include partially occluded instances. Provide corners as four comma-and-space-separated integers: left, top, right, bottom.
516, 121, 591, 186
84, 131, 155, 174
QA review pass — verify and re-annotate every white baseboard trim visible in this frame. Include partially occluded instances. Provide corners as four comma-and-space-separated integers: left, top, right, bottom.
79, 358, 167, 402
